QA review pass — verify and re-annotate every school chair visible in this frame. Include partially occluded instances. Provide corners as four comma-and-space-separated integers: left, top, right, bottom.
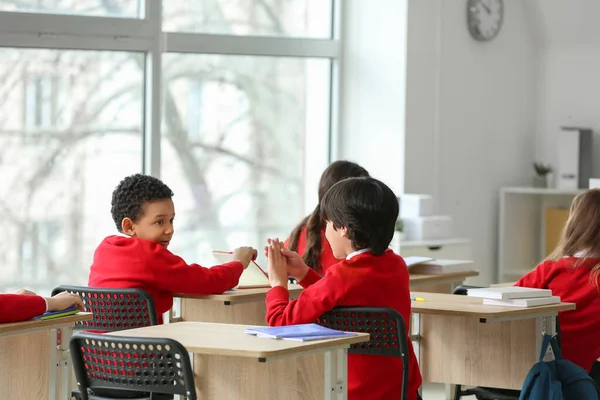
51, 285, 158, 332
317, 307, 411, 400
451, 285, 563, 400
70, 332, 196, 400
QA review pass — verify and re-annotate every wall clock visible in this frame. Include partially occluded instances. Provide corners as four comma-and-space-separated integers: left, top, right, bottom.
467, 0, 504, 41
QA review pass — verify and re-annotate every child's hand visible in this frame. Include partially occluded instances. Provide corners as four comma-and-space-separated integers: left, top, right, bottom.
232, 246, 258, 269
267, 238, 289, 288
280, 248, 310, 282
45, 291, 85, 312
13, 288, 36, 295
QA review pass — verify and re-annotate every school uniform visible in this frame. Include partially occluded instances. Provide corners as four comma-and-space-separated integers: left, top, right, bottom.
266, 248, 422, 400
0, 294, 46, 323
516, 256, 600, 372
88, 235, 243, 324
285, 227, 340, 275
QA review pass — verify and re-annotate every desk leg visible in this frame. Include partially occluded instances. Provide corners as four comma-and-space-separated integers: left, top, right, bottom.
324, 348, 348, 400
60, 327, 74, 400
412, 313, 422, 397
538, 315, 557, 361
48, 329, 60, 400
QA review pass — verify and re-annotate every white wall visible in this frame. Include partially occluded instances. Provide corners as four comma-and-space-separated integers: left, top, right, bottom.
338, 0, 408, 195
404, 0, 538, 285
535, 46, 600, 178
339, 0, 538, 284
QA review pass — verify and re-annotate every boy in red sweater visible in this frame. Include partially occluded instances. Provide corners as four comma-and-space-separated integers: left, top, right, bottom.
0, 290, 84, 323
88, 174, 257, 324
516, 188, 600, 373
265, 177, 422, 400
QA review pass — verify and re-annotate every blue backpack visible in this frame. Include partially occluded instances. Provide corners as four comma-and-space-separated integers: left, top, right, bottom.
520, 334, 600, 400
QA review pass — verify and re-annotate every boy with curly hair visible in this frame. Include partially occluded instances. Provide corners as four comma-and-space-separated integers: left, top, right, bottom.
89, 174, 256, 324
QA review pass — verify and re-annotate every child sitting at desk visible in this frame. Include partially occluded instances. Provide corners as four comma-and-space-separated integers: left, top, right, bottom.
88, 174, 257, 324
516, 188, 600, 374
285, 160, 369, 275
0, 290, 84, 323
265, 177, 422, 400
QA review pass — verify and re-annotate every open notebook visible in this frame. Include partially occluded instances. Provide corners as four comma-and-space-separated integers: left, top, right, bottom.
213, 250, 270, 289
34, 305, 80, 320
245, 323, 356, 342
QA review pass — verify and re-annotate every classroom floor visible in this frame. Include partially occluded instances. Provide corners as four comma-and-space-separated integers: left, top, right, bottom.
422, 383, 478, 399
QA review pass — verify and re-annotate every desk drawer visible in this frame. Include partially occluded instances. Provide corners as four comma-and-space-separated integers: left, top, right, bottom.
400, 240, 472, 260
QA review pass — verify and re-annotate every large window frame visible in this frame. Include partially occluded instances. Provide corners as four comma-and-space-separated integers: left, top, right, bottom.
0, 1, 342, 191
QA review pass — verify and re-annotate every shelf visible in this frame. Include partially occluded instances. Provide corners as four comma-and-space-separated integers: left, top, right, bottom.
501, 187, 584, 195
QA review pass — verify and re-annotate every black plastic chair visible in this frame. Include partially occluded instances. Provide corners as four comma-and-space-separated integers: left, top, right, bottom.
590, 361, 600, 388
317, 307, 410, 400
52, 285, 158, 332
70, 332, 196, 400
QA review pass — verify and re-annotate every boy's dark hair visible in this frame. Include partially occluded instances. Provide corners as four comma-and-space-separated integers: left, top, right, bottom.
288, 160, 369, 270
320, 177, 398, 255
111, 174, 174, 232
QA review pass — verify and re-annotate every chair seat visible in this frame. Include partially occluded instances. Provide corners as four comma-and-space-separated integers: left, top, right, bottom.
462, 386, 520, 400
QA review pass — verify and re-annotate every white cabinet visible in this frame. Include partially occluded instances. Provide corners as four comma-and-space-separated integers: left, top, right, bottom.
397, 238, 472, 260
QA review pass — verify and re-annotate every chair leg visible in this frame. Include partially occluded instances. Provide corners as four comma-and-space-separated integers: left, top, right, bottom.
454, 384, 462, 400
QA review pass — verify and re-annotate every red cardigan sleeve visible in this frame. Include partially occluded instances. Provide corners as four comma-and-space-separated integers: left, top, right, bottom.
266, 271, 345, 326
0, 294, 47, 323
298, 268, 321, 288
147, 245, 244, 295
515, 261, 551, 289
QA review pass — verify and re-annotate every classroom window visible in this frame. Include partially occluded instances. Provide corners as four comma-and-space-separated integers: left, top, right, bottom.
0, 0, 140, 18
163, 0, 333, 38
161, 53, 331, 265
0, 49, 144, 292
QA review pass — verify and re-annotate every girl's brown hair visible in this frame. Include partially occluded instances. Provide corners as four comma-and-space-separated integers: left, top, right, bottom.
288, 161, 369, 270
547, 188, 600, 286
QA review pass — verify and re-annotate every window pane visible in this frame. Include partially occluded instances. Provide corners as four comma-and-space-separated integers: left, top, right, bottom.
161, 54, 331, 267
163, 0, 332, 38
0, 0, 140, 18
0, 49, 144, 293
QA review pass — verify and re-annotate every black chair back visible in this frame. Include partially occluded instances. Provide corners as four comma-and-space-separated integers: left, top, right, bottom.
52, 285, 158, 332
70, 332, 196, 400
317, 307, 410, 400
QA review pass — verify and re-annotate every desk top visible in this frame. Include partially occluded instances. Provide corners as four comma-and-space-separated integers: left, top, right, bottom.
176, 284, 303, 303
106, 321, 369, 359
0, 312, 93, 336
410, 292, 575, 320
409, 270, 479, 283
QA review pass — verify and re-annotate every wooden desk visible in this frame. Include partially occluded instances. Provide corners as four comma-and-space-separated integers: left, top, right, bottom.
409, 270, 479, 293
410, 292, 575, 390
0, 313, 93, 400
175, 284, 303, 326
108, 321, 369, 400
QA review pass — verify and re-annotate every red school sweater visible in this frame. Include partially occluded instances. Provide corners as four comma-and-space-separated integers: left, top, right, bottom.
515, 257, 600, 372
266, 249, 422, 400
0, 294, 46, 323
88, 235, 244, 324
284, 226, 341, 275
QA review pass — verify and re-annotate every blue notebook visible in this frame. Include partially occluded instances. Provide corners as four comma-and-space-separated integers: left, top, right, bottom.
34, 305, 79, 320
244, 323, 356, 342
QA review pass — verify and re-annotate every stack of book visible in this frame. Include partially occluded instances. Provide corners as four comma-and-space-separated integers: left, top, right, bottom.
466, 286, 560, 307
403, 256, 475, 274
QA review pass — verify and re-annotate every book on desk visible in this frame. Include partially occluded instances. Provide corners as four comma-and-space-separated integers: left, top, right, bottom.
467, 286, 559, 307
34, 305, 80, 320
244, 323, 356, 342
403, 256, 474, 274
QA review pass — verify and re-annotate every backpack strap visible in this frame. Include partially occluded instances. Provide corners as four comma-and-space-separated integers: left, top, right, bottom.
538, 334, 563, 362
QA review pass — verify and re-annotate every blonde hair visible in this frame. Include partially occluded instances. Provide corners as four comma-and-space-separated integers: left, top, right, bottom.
548, 188, 600, 286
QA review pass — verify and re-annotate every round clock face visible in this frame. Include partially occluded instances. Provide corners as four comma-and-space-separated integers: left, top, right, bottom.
467, 0, 504, 41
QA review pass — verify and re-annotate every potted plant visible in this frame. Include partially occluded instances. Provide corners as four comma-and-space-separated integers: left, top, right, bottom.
533, 162, 553, 188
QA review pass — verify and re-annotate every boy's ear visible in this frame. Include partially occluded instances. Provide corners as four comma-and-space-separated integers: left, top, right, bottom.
121, 218, 135, 236
339, 226, 349, 238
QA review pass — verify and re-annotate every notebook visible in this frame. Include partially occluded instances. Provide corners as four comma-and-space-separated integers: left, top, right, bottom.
482, 296, 561, 308
34, 305, 80, 320
244, 323, 356, 342
406, 258, 475, 274
467, 286, 552, 300
403, 256, 435, 268
212, 250, 270, 289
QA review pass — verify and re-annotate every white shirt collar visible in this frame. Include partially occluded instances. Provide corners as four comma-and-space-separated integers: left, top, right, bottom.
346, 248, 372, 260
116, 232, 131, 238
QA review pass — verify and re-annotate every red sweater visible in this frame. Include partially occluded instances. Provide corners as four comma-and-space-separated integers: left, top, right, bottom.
516, 257, 600, 372
285, 227, 340, 275
0, 294, 46, 323
266, 249, 422, 400
89, 235, 244, 324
